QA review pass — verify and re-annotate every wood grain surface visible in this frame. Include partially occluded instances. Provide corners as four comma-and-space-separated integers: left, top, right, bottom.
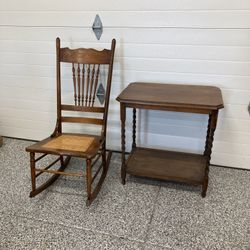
117, 82, 224, 110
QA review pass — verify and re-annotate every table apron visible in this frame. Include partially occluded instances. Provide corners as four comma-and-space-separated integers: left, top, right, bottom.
123, 103, 213, 114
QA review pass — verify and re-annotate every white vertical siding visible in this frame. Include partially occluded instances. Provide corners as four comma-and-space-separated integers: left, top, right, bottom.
0, 1, 250, 169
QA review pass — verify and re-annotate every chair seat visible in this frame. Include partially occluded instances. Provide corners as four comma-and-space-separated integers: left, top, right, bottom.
26, 133, 102, 159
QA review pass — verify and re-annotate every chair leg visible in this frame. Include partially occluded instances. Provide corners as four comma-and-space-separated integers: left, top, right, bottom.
202, 170, 209, 198
30, 152, 36, 193
85, 150, 112, 206
86, 159, 92, 206
60, 155, 64, 166
102, 143, 107, 171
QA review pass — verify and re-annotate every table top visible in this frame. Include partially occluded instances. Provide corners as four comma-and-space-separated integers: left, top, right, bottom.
116, 82, 224, 111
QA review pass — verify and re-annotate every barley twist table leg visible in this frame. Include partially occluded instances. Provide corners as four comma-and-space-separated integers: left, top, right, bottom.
132, 108, 136, 149
204, 114, 212, 156
121, 104, 126, 185
202, 110, 218, 197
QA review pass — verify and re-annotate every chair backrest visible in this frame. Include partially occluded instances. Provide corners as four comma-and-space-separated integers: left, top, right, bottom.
55, 37, 116, 138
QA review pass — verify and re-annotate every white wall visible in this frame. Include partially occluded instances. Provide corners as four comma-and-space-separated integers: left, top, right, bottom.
0, 0, 250, 169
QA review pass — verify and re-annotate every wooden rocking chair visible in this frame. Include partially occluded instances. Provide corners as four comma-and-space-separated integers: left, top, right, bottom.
26, 38, 116, 205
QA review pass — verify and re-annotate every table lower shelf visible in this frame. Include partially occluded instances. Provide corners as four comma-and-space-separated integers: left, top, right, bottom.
126, 147, 207, 185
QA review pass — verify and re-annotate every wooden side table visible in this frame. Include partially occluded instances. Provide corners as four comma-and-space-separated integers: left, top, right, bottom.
116, 82, 224, 197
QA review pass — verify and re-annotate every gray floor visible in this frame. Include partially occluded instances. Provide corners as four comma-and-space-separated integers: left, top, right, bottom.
0, 138, 249, 250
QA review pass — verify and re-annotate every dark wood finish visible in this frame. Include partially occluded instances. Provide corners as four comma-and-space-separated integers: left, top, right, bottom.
61, 116, 104, 125
72, 63, 77, 105
202, 110, 218, 197
60, 48, 111, 64
86, 64, 90, 105
120, 103, 126, 185
117, 82, 223, 197
77, 64, 81, 105
86, 158, 92, 202
127, 147, 206, 184
30, 152, 36, 192
92, 64, 100, 106
56, 37, 62, 134
89, 65, 95, 106
132, 108, 136, 149
69, 62, 103, 108
61, 104, 105, 113
86, 151, 112, 206
26, 37, 116, 205
81, 65, 85, 105
204, 114, 212, 156
117, 82, 224, 114
0, 136, 3, 147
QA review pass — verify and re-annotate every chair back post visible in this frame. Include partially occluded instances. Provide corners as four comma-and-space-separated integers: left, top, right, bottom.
102, 39, 116, 139
56, 37, 62, 134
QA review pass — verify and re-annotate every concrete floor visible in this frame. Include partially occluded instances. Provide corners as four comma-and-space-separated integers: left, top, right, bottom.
0, 138, 249, 249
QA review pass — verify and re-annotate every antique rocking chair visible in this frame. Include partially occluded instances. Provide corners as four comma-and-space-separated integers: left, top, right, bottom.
26, 38, 116, 205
